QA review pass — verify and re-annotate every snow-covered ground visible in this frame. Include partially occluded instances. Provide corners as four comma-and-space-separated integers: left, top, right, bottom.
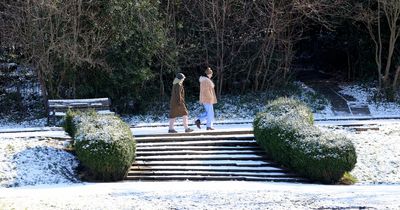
339, 84, 400, 117
1, 83, 400, 209
0, 136, 78, 188
0, 118, 47, 130
321, 123, 400, 184
1, 181, 400, 210
1, 121, 400, 209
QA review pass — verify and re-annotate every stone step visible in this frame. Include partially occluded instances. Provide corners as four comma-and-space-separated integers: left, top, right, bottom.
136, 146, 261, 151
127, 129, 306, 182
353, 127, 379, 132
135, 154, 267, 161
134, 160, 277, 167
129, 165, 286, 172
135, 134, 254, 143
133, 130, 253, 138
331, 124, 380, 132
124, 175, 308, 182
127, 170, 295, 177
136, 150, 265, 156
136, 140, 258, 147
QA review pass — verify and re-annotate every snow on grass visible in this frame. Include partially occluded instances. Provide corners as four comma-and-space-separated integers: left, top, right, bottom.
320, 123, 400, 184
0, 136, 79, 187
339, 84, 400, 117
0, 181, 400, 210
0, 117, 47, 130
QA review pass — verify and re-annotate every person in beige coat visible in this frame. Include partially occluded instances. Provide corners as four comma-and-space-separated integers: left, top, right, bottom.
168, 73, 193, 133
195, 67, 217, 130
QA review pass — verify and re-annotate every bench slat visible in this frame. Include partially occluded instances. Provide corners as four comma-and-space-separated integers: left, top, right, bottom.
49, 107, 110, 113
48, 98, 110, 104
47, 97, 112, 126
49, 105, 109, 109
49, 102, 109, 106
53, 110, 114, 116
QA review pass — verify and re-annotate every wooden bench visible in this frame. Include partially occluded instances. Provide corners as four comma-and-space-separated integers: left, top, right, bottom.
47, 98, 113, 125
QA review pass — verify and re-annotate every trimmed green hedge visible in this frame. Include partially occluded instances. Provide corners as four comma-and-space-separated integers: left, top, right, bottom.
63, 109, 86, 138
65, 111, 136, 181
262, 97, 314, 125
253, 97, 357, 183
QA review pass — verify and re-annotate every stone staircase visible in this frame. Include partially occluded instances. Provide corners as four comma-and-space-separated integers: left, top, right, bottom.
126, 130, 308, 182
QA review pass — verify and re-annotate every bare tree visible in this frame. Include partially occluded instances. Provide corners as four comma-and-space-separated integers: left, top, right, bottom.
159, 0, 349, 96
0, 0, 109, 102
355, 0, 400, 98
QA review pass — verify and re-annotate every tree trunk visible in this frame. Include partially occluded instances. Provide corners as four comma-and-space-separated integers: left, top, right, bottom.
393, 66, 400, 90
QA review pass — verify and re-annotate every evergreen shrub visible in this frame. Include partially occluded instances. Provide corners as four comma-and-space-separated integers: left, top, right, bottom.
253, 97, 357, 183
64, 109, 99, 138
64, 109, 79, 138
67, 112, 136, 181
263, 97, 314, 125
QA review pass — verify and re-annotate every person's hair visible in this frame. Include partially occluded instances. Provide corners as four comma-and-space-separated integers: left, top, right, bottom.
176, 73, 185, 80
201, 67, 213, 77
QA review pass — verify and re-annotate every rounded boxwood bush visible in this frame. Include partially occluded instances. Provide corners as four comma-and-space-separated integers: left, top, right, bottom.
71, 112, 136, 181
263, 97, 314, 125
64, 109, 100, 138
253, 98, 357, 183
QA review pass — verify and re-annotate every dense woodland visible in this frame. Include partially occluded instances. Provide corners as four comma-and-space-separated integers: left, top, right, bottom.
1, 0, 400, 114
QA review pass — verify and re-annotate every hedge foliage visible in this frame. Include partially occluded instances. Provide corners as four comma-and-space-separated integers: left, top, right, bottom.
63, 109, 80, 138
262, 96, 314, 125
253, 97, 357, 183
64, 111, 136, 181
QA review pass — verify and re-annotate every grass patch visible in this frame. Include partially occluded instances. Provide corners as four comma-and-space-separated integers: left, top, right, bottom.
338, 172, 358, 185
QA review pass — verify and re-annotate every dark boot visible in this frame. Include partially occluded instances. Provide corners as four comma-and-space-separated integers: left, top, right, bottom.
168, 129, 178, 133
206, 127, 215, 130
185, 128, 194, 133
195, 119, 201, 129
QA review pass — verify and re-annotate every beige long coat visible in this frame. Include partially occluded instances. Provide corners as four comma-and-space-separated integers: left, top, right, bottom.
169, 83, 189, 118
199, 76, 217, 104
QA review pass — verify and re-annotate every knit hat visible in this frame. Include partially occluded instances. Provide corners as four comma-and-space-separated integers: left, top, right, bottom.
176, 73, 185, 80
205, 67, 213, 75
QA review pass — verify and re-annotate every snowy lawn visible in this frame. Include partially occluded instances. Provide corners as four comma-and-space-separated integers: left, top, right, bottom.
339, 84, 400, 117
1, 121, 400, 209
0, 136, 79, 187
1, 181, 400, 210
325, 123, 400, 184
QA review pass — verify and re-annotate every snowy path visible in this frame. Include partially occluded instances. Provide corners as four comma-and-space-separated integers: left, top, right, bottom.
1, 182, 400, 209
